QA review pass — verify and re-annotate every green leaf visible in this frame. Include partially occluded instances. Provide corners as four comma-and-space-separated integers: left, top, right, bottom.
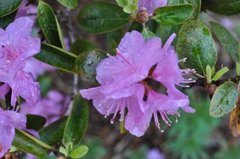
38, 1, 65, 48
35, 43, 77, 73
39, 117, 67, 146
26, 114, 46, 131
57, 0, 78, 9
13, 129, 52, 158
63, 95, 89, 150
176, 20, 217, 74
210, 21, 240, 62
156, 24, 180, 44
0, 11, 17, 28
212, 67, 229, 81
78, 1, 130, 34
206, 65, 214, 84
70, 39, 97, 55
169, 0, 201, 19
210, 81, 238, 117
142, 28, 156, 40
202, 0, 240, 15
106, 28, 123, 53
70, 145, 89, 159
152, 4, 193, 26
116, 0, 138, 14
75, 49, 107, 84
0, 0, 22, 17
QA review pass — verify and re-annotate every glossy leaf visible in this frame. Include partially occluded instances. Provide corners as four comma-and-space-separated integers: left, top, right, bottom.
156, 24, 180, 44
63, 95, 89, 150
38, 1, 65, 48
0, 0, 22, 17
57, 0, 78, 9
176, 20, 217, 74
210, 81, 238, 117
78, 1, 130, 34
39, 117, 67, 146
0, 11, 16, 28
35, 43, 77, 73
202, 0, 240, 15
13, 129, 52, 158
75, 49, 107, 84
152, 4, 193, 25
70, 145, 89, 159
70, 39, 97, 55
210, 21, 240, 62
26, 114, 46, 131
169, 0, 201, 19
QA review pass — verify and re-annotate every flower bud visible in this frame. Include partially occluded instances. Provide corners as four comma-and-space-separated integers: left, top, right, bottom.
136, 9, 149, 23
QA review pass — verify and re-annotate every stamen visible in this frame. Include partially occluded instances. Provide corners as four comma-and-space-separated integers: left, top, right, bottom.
178, 58, 187, 63
177, 84, 190, 88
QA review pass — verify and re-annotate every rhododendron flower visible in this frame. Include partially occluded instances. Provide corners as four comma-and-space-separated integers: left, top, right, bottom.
147, 149, 165, 159
0, 108, 26, 158
0, 17, 41, 106
138, 0, 167, 15
20, 90, 70, 125
80, 31, 195, 137
16, 0, 37, 20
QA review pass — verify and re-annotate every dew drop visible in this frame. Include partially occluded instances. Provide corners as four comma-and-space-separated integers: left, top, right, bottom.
110, 119, 114, 124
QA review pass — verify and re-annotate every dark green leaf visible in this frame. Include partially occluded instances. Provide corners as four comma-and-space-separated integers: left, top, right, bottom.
70, 145, 89, 159
169, 0, 201, 19
70, 39, 97, 55
13, 129, 52, 158
0, 0, 22, 17
75, 49, 107, 84
35, 43, 77, 73
153, 4, 193, 26
63, 95, 89, 150
142, 28, 156, 40
210, 21, 240, 62
210, 81, 238, 117
38, 1, 65, 48
26, 114, 46, 131
106, 28, 123, 53
39, 117, 67, 146
156, 24, 180, 44
57, 0, 78, 9
176, 20, 217, 74
0, 11, 16, 28
202, 0, 240, 15
78, 1, 130, 34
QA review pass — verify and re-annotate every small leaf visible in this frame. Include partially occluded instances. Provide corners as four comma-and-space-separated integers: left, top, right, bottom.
63, 95, 89, 150
70, 145, 89, 159
38, 1, 65, 48
202, 0, 240, 15
152, 4, 193, 26
142, 28, 156, 40
212, 67, 229, 81
176, 20, 217, 74
35, 43, 77, 73
0, 0, 22, 17
57, 0, 78, 9
75, 49, 107, 84
210, 21, 240, 63
206, 65, 214, 84
116, 0, 138, 14
39, 117, 67, 146
70, 39, 97, 55
210, 81, 238, 117
26, 114, 46, 131
78, 1, 130, 34
13, 129, 52, 158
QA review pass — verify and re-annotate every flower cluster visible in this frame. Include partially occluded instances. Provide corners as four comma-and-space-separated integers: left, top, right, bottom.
0, 17, 41, 107
80, 31, 195, 137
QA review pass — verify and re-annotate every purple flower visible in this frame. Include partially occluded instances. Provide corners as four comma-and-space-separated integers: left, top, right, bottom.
16, 0, 37, 20
0, 17, 41, 106
20, 90, 69, 125
138, 0, 167, 15
80, 31, 194, 137
24, 58, 55, 78
0, 108, 26, 158
147, 149, 165, 159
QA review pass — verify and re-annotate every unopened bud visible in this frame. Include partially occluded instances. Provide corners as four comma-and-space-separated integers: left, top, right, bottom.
136, 9, 149, 24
